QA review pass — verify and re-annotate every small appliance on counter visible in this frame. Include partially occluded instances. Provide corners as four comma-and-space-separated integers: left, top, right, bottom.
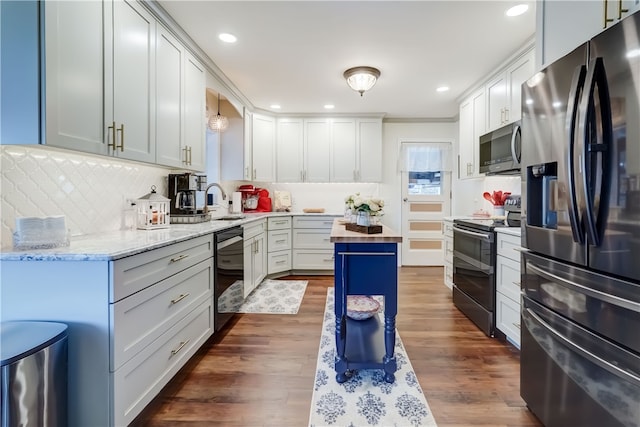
168, 173, 210, 224
237, 185, 272, 212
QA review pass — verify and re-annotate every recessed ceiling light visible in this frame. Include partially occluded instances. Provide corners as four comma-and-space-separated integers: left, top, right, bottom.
270, 104, 281, 110
525, 98, 534, 105
506, 4, 529, 17
219, 33, 237, 43
552, 101, 562, 108
436, 86, 449, 93
324, 104, 335, 109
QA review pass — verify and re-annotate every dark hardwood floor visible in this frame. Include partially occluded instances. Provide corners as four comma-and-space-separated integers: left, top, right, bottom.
135, 267, 542, 426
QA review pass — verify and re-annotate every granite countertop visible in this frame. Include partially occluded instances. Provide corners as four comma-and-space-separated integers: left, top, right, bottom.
330, 219, 402, 243
1, 211, 341, 262
496, 227, 522, 237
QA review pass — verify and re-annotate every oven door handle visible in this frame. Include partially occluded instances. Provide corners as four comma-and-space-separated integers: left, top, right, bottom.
217, 235, 243, 250
453, 225, 492, 241
525, 307, 640, 386
526, 262, 640, 313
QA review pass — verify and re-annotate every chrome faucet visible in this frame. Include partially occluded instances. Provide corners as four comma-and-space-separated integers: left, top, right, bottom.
203, 183, 227, 214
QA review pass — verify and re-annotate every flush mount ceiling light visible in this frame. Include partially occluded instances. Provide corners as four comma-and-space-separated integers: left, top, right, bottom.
343, 66, 381, 96
208, 93, 229, 132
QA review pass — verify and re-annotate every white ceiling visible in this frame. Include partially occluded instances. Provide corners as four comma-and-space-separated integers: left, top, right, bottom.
157, 1, 536, 120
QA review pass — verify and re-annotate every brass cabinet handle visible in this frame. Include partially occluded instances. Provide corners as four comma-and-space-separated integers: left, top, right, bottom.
170, 339, 190, 356
513, 322, 521, 330
116, 124, 124, 151
188, 146, 192, 165
108, 121, 117, 150
275, 260, 286, 264
253, 168, 257, 180
170, 293, 189, 304
603, 0, 614, 27
245, 167, 250, 179
276, 239, 286, 243
618, 0, 628, 19
183, 147, 189, 165
169, 254, 189, 263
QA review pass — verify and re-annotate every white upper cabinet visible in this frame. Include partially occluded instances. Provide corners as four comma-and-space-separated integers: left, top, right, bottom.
330, 119, 357, 182
183, 53, 206, 171
106, 0, 156, 163
304, 119, 331, 182
541, 0, 640, 66
155, 26, 183, 168
356, 119, 382, 182
44, 1, 105, 153
486, 48, 534, 132
243, 109, 253, 180
458, 88, 485, 179
252, 114, 276, 182
276, 118, 304, 182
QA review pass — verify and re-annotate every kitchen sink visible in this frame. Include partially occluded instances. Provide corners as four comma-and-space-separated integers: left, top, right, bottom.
211, 215, 245, 221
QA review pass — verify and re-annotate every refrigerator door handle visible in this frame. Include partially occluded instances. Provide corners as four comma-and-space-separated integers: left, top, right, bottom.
565, 65, 587, 244
524, 306, 640, 386
578, 57, 613, 247
526, 262, 640, 313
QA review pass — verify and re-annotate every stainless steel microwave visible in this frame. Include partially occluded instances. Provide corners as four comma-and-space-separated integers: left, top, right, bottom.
479, 121, 521, 175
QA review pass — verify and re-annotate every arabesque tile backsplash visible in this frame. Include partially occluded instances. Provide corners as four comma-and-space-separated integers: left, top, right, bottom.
1, 146, 170, 248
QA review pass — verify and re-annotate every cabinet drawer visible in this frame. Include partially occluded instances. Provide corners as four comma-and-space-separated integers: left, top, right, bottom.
292, 216, 337, 229
444, 236, 453, 264
111, 234, 213, 302
268, 251, 292, 274
292, 229, 332, 249
268, 229, 292, 252
444, 262, 453, 289
111, 258, 213, 370
293, 249, 334, 270
243, 219, 266, 240
268, 216, 292, 230
443, 220, 454, 237
496, 255, 521, 302
113, 299, 213, 427
496, 292, 521, 348
496, 232, 521, 261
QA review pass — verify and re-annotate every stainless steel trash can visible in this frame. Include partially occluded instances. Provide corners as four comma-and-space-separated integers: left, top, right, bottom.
1, 321, 68, 427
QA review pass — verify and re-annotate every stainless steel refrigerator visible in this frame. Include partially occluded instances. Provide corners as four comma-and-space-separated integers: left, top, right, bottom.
520, 10, 640, 427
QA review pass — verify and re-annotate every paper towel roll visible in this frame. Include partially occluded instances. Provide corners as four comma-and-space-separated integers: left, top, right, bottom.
231, 192, 242, 213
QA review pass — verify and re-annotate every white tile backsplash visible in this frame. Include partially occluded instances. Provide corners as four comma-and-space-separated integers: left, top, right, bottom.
1, 146, 170, 248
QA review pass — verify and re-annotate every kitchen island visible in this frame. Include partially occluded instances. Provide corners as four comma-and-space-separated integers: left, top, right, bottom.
330, 219, 402, 383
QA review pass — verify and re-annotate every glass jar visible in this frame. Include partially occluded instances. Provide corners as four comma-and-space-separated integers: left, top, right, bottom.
356, 211, 370, 226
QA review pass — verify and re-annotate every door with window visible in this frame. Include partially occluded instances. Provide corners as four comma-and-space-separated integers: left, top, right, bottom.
400, 142, 452, 266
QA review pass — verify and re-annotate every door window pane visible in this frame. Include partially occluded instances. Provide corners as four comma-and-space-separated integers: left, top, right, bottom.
408, 171, 442, 195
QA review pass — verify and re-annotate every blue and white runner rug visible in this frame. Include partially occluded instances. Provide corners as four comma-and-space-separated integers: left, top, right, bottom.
218, 279, 308, 314
308, 288, 438, 427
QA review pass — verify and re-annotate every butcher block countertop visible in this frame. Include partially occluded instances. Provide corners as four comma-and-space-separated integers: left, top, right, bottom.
330, 219, 402, 243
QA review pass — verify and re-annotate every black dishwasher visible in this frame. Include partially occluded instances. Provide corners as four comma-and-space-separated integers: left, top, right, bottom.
214, 226, 244, 331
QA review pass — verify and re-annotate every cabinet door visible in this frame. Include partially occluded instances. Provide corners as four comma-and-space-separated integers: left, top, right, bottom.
110, 0, 155, 163
486, 72, 507, 131
472, 89, 486, 175
506, 51, 534, 124
243, 109, 253, 180
243, 238, 254, 298
252, 114, 276, 181
276, 118, 304, 182
155, 26, 183, 168
304, 118, 331, 182
184, 53, 206, 171
254, 232, 267, 288
357, 119, 382, 182
330, 119, 357, 182
458, 97, 473, 178
44, 1, 105, 153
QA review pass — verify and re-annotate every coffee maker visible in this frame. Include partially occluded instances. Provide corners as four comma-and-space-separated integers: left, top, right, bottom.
168, 173, 208, 223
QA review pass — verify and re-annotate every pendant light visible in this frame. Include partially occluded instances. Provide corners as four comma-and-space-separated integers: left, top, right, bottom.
208, 93, 229, 132
343, 66, 381, 96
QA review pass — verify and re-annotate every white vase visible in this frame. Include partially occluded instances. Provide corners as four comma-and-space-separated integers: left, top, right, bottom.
493, 206, 505, 217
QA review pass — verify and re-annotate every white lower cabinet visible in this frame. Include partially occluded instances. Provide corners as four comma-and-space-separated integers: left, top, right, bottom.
244, 219, 267, 297
292, 216, 338, 271
495, 230, 522, 348
267, 216, 292, 274
0, 234, 215, 427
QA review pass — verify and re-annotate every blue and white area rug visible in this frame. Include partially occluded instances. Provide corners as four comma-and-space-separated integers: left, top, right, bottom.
308, 289, 438, 427
227, 279, 308, 314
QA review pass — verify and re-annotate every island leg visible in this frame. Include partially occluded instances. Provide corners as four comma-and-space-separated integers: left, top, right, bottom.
382, 314, 397, 383
334, 313, 349, 383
